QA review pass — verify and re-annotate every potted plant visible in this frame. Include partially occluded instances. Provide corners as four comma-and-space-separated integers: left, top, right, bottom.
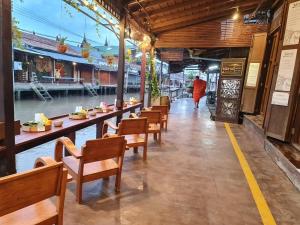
57, 36, 68, 53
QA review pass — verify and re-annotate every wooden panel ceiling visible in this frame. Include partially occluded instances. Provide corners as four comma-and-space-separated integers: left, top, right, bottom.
127, 0, 263, 34
155, 18, 268, 48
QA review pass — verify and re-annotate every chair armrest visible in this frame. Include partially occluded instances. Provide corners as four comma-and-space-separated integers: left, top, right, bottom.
129, 113, 139, 118
55, 137, 82, 161
103, 133, 119, 138
34, 156, 57, 168
104, 120, 119, 130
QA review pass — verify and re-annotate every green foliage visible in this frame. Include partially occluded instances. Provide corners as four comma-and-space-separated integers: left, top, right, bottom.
12, 17, 23, 48
149, 54, 160, 99
58, 36, 67, 45
187, 71, 194, 80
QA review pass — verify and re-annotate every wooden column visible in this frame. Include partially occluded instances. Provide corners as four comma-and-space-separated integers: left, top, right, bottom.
116, 13, 126, 124
0, 0, 16, 176
147, 43, 155, 107
140, 48, 146, 107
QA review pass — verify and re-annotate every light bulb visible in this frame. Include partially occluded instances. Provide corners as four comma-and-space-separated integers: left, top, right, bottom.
232, 8, 239, 20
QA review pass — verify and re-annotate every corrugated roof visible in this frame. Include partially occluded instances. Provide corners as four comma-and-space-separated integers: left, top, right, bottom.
31, 49, 93, 65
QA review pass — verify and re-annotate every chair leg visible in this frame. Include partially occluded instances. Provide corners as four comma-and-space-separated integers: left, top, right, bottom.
133, 147, 138, 153
143, 145, 147, 161
159, 131, 162, 144
115, 173, 121, 192
154, 133, 157, 141
165, 121, 168, 131
76, 182, 83, 204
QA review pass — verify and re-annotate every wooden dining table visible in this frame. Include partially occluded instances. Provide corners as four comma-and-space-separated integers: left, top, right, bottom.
14, 103, 142, 154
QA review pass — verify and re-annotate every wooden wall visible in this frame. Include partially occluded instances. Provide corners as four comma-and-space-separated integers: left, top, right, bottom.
155, 18, 268, 48
97, 71, 118, 85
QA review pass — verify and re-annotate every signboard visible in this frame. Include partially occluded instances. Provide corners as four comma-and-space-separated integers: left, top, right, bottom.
283, 1, 300, 46
246, 63, 260, 87
221, 62, 244, 76
161, 50, 183, 61
275, 49, 298, 91
14, 61, 22, 71
271, 91, 290, 106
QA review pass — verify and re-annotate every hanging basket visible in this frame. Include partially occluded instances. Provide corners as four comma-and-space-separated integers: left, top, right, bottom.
81, 49, 90, 58
57, 44, 68, 53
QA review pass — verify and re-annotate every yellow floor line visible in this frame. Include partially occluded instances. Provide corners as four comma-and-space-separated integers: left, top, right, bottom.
224, 123, 277, 225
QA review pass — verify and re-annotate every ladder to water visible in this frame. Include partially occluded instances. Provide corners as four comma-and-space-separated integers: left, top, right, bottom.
30, 81, 53, 101
83, 83, 98, 96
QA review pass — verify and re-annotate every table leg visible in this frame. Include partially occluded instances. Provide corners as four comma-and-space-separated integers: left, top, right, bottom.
96, 121, 104, 138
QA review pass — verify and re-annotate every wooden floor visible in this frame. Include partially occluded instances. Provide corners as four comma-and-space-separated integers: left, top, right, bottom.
62, 98, 300, 225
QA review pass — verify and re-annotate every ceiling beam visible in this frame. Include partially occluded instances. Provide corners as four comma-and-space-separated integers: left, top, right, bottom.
153, 5, 257, 33
152, 0, 259, 24
129, 0, 175, 13
148, 0, 209, 17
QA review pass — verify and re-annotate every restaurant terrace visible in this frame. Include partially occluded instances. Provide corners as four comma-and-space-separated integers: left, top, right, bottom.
1, 0, 300, 225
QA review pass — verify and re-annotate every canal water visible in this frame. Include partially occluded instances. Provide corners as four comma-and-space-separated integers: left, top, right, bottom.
15, 93, 142, 172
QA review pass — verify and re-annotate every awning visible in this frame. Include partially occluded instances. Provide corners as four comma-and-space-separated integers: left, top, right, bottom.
14, 47, 48, 57
29, 49, 94, 65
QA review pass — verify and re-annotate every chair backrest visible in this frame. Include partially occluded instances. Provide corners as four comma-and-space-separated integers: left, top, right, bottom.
140, 110, 161, 124
118, 118, 148, 135
82, 136, 126, 164
0, 161, 65, 217
152, 105, 168, 116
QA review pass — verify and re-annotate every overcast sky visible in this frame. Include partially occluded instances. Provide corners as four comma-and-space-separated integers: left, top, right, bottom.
12, 0, 120, 47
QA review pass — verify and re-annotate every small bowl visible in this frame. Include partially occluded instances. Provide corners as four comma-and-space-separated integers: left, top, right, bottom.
53, 120, 63, 127
89, 111, 96, 116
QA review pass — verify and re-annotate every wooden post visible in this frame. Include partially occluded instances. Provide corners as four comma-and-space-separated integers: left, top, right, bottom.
160, 60, 163, 95
140, 48, 146, 107
116, 13, 126, 124
147, 43, 155, 107
0, 0, 16, 176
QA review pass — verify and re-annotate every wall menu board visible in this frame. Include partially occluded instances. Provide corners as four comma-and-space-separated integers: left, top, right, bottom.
221, 62, 244, 76
275, 49, 298, 91
283, 1, 300, 46
246, 63, 260, 87
271, 91, 290, 106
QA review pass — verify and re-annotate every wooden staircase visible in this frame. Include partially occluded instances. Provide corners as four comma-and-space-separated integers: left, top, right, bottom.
30, 81, 53, 101
82, 83, 98, 96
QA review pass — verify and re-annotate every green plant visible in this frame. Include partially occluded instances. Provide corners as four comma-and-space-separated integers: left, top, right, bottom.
149, 54, 160, 99
12, 17, 22, 48
58, 36, 67, 45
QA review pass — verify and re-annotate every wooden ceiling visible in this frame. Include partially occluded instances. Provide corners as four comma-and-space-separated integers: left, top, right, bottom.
126, 0, 266, 35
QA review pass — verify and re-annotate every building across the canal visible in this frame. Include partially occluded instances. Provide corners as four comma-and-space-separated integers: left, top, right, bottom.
13, 32, 142, 99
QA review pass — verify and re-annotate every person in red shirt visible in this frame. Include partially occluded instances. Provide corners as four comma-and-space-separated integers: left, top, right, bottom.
193, 76, 206, 108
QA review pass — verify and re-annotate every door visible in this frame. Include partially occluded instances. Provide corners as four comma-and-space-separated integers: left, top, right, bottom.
261, 32, 280, 116
241, 33, 268, 113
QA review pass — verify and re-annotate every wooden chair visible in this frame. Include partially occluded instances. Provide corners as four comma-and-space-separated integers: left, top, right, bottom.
0, 157, 67, 225
55, 136, 126, 203
140, 110, 162, 143
103, 118, 148, 161
151, 105, 169, 130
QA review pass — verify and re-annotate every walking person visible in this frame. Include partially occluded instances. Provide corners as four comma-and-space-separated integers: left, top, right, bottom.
193, 76, 206, 109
